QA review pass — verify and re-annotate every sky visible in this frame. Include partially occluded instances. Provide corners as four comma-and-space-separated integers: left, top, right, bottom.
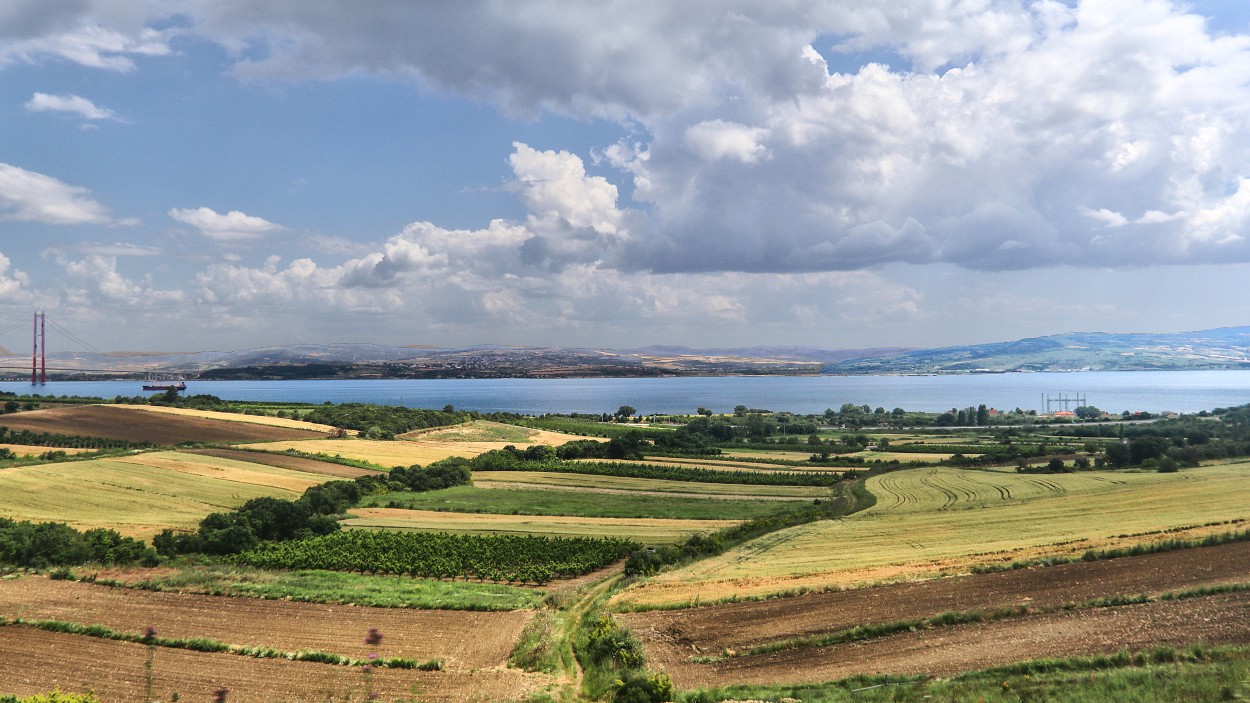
2, 0, 1250, 354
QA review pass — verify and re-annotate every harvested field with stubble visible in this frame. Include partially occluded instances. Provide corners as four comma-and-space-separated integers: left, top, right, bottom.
649, 592, 1250, 688
623, 539, 1250, 655
117, 404, 341, 433
616, 464, 1250, 607
0, 451, 336, 539
239, 438, 484, 466
0, 405, 329, 444
0, 576, 531, 669
0, 627, 544, 703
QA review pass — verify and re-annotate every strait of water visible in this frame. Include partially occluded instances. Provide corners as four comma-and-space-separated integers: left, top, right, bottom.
4, 370, 1250, 415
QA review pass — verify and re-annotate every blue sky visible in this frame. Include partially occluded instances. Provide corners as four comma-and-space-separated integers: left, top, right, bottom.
2, 1, 1250, 353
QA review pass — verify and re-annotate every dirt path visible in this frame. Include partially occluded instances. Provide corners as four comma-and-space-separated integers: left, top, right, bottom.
652, 592, 1250, 687
0, 577, 531, 670
623, 539, 1250, 655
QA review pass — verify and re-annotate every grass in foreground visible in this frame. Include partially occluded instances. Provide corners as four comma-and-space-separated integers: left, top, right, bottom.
679, 646, 1250, 703
359, 485, 796, 521
88, 563, 543, 610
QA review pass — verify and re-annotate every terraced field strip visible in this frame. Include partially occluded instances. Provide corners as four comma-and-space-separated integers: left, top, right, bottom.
579, 458, 825, 473
857, 451, 976, 463
0, 576, 530, 669
617, 464, 1250, 607
0, 443, 93, 456
184, 447, 383, 478
115, 451, 334, 492
473, 472, 827, 501
0, 627, 545, 702
344, 507, 737, 544
0, 404, 329, 444
722, 450, 821, 461
651, 592, 1250, 688
0, 453, 329, 539
622, 539, 1250, 654
362, 485, 800, 520
119, 404, 339, 433
239, 438, 485, 466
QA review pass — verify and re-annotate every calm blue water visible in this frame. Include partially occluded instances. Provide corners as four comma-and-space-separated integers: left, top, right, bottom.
4, 371, 1250, 415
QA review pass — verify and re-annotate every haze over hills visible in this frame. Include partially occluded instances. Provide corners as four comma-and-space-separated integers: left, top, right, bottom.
1, 327, 1247, 381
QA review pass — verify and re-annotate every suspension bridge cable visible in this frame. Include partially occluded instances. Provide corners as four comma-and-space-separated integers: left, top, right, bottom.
45, 318, 109, 356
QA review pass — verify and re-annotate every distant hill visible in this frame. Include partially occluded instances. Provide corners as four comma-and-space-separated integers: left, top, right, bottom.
826, 326, 1250, 374
2, 328, 1247, 380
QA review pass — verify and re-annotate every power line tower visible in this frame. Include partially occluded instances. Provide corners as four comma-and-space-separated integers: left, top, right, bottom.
1042, 392, 1086, 414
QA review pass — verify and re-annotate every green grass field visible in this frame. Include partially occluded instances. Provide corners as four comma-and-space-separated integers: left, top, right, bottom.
343, 507, 738, 544
90, 563, 544, 610
473, 470, 832, 499
616, 463, 1250, 607
359, 485, 797, 520
0, 451, 331, 539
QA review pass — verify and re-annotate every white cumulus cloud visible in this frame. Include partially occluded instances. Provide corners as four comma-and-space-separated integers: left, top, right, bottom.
25, 92, 121, 121
168, 207, 285, 242
0, 162, 119, 225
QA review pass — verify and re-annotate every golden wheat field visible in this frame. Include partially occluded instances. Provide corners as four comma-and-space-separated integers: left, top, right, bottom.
614, 463, 1250, 608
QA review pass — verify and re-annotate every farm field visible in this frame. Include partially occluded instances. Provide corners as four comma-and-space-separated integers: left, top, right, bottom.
0, 443, 92, 456
344, 507, 738, 543
649, 591, 1250, 688
360, 485, 798, 520
578, 457, 825, 473
83, 563, 545, 610
399, 419, 586, 446
183, 447, 383, 478
623, 538, 1250, 656
0, 627, 544, 702
0, 451, 333, 538
473, 470, 832, 499
242, 423, 591, 467
616, 464, 1250, 607
0, 404, 329, 444
0, 576, 531, 669
118, 404, 341, 433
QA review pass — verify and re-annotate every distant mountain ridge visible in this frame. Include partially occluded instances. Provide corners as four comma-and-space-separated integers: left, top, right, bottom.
2, 327, 1247, 380
825, 326, 1250, 374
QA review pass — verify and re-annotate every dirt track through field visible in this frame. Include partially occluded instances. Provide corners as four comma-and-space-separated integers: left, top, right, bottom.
186, 447, 383, 478
655, 591, 1250, 687
0, 577, 530, 669
0, 627, 545, 702
0, 405, 328, 444
623, 540, 1250, 655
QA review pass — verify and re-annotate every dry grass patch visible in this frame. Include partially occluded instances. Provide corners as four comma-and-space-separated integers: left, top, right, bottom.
614, 464, 1250, 608
345, 507, 737, 544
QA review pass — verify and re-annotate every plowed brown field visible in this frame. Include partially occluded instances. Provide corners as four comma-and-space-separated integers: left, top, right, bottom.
185, 447, 383, 478
0, 627, 544, 702
0, 577, 529, 669
0, 405, 329, 444
655, 592, 1250, 687
623, 540, 1250, 654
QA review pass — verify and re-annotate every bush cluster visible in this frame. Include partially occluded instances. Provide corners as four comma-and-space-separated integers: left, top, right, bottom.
155, 457, 472, 556
0, 518, 156, 568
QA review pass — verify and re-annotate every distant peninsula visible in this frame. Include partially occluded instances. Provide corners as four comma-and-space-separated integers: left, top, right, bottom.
3, 327, 1249, 381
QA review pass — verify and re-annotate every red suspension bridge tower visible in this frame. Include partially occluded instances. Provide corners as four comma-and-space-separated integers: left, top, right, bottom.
31, 311, 46, 386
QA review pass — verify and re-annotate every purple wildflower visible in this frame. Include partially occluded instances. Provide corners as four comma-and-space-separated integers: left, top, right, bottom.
212, 687, 229, 703
141, 625, 158, 641
364, 628, 383, 646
